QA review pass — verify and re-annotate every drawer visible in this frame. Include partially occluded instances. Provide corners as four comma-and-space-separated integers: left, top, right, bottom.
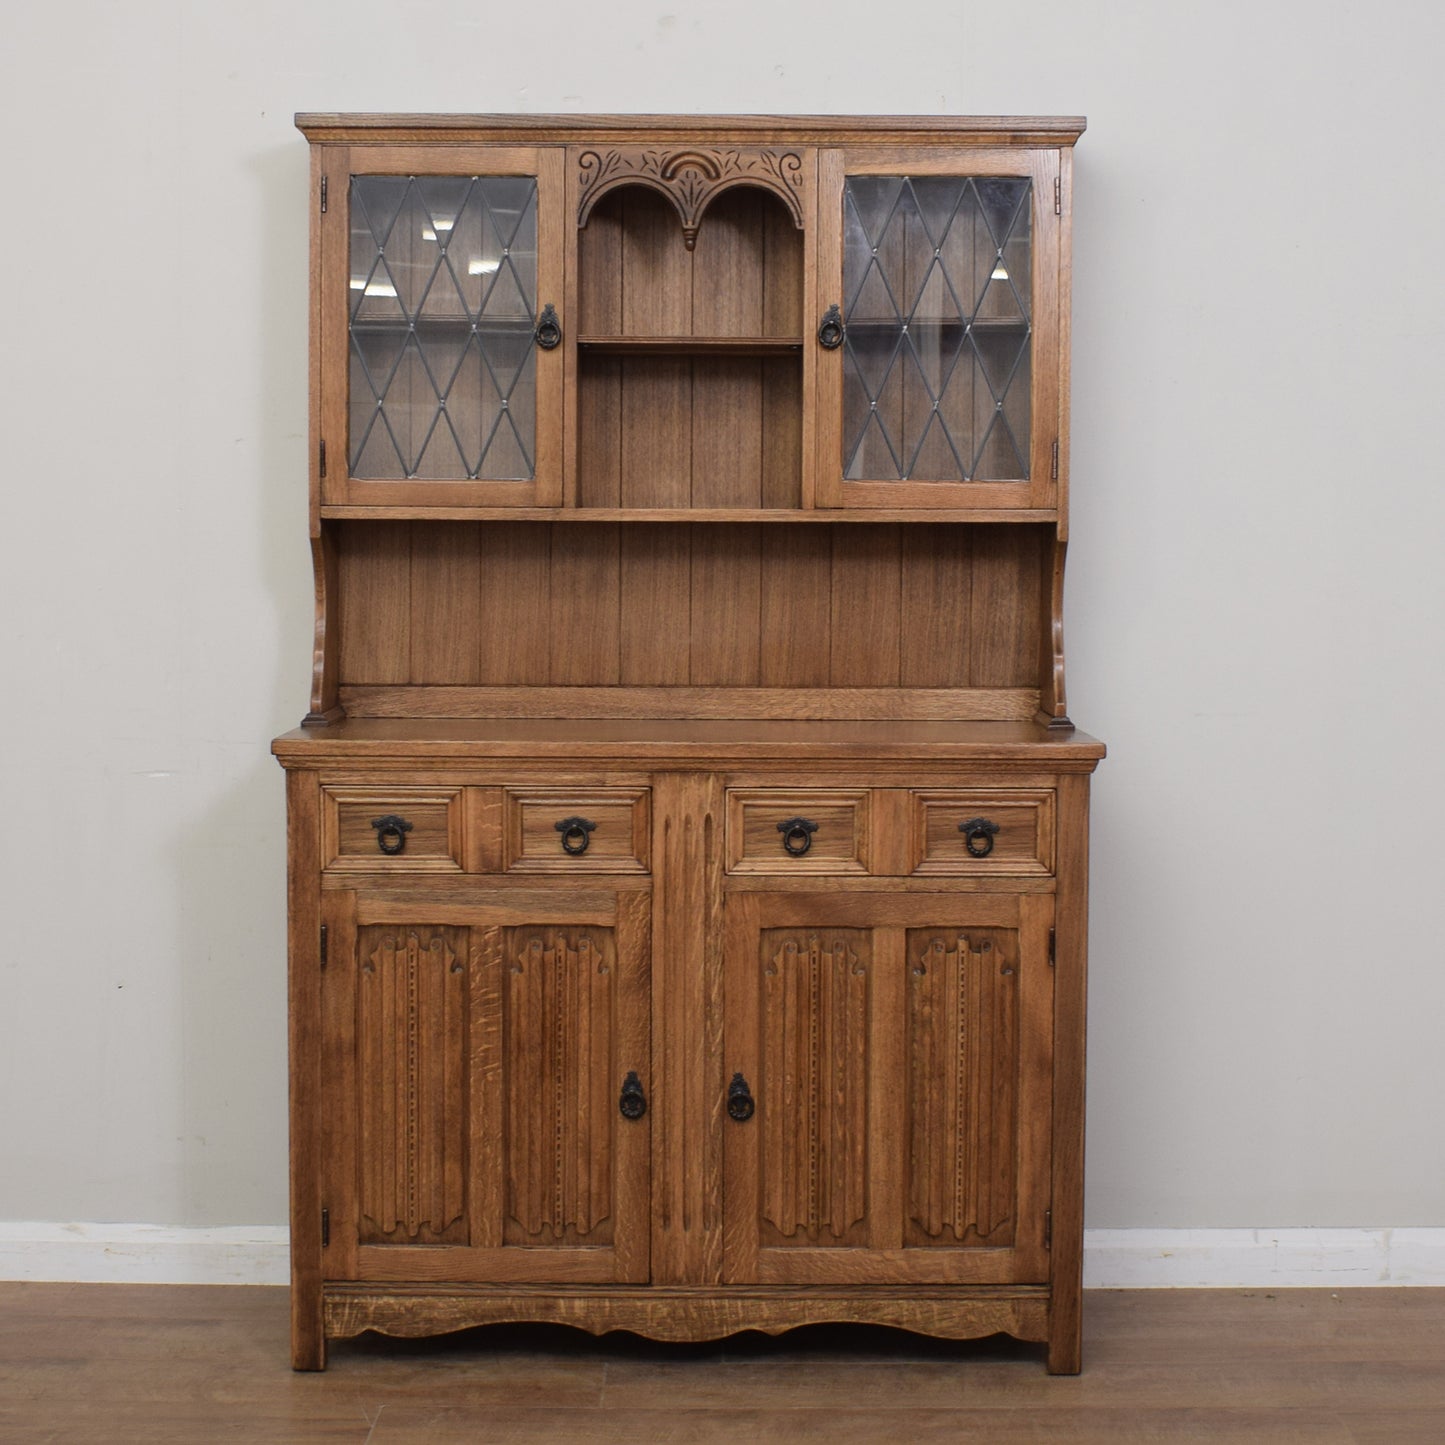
322, 786, 464, 872
910, 789, 1055, 876
726, 789, 870, 874
502, 787, 650, 873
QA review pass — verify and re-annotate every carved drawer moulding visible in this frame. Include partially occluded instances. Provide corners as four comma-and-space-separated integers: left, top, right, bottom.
576, 146, 806, 248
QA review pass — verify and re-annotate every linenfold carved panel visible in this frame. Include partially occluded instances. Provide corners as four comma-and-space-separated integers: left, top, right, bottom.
578, 147, 805, 249
907, 928, 1019, 1245
358, 927, 469, 1244
504, 927, 616, 1242
760, 929, 870, 1241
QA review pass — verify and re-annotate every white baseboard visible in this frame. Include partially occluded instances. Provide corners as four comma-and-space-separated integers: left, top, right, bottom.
1082, 1228, 1445, 1288
0, 1224, 290, 1285
0, 1224, 1441, 1289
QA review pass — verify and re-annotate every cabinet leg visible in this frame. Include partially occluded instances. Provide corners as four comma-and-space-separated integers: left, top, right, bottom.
291, 1285, 327, 1371
1046, 1311, 1082, 1375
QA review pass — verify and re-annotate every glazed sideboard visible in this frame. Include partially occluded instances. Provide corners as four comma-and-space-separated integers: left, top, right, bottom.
273, 112, 1104, 1374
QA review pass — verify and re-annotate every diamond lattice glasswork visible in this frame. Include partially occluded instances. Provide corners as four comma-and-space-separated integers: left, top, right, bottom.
842, 175, 1032, 482
348, 175, 539, 480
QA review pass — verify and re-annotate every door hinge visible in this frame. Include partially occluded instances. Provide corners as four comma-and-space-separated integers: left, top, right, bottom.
1054, 175, 1061, 215
318, 438, 327, 479
1048, 928, 1056, 967
319, 923, 328, 970
1045, 1208, 1053, 1249
321, 1207, 330, 1247
320, 175, 328, 213
1051, 439, 1059, 481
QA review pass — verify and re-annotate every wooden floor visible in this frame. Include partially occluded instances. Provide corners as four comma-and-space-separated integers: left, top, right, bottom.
1, 1285, 1442, 1442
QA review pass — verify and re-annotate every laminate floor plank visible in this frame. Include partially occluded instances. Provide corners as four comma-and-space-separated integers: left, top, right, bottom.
0, 1284, 1442, 1443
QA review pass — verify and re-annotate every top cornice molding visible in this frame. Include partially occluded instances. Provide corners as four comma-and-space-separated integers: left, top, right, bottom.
294, 113, 1087, 148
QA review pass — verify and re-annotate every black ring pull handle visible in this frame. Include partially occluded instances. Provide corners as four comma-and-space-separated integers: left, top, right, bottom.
371, 814, 413, 856
777, 816, 819, 857
817, 303, 844, 350
727, 1072, 755, 1122
619, 1071, 647, 1120
555, 815, 597, 856
958, 817, 1001, 859
534, 302, 562, 350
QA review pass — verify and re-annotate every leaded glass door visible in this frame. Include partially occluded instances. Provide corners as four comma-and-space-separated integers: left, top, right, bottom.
815, 149, 1062, 510
320, 147, 564, 507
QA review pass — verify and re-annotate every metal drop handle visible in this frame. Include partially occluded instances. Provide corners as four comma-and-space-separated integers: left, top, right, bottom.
727, 1072, 755, 1122
817, 303, 844, 350
534, 302, 562, 350
959, 817, 1001, 858
371, 814, 413, 856
555, 816, 597, 856
619, 1071, 647, 1120
777, 816, 818, 857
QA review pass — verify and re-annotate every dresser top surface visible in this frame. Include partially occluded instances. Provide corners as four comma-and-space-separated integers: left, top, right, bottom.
273, 717, 1105, 768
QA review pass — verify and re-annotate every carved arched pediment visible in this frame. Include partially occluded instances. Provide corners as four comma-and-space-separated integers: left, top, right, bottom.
577, 146, 805, 249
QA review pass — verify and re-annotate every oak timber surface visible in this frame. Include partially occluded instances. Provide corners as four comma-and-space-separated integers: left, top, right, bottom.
2, 1283, 1441, 1442
274, 717, 1107, 766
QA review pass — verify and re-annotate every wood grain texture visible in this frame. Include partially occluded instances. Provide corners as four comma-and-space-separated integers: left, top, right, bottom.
760, 929, 871, 1246
322, 785, 463, 872
1050, 772, 1091, 1373
356, 926, 469, 1244
334, 521, 1048, 695
907, 927, 1018, 1246
503, 926, 616, 1243
726, 788, 870, 874
326, 1283, 1048, 1345
650, 772, 726, 1286
285, 771, 325, 1369
502, 786, 650, 874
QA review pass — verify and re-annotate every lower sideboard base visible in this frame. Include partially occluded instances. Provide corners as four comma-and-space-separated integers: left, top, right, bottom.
312, 1282, 1067, 1371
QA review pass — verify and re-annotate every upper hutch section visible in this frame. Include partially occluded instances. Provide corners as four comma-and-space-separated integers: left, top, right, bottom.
300, 114, 1084, 527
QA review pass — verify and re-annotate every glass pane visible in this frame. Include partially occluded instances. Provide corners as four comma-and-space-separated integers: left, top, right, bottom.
841, 175, 1032, 482
349, 175, 539, 480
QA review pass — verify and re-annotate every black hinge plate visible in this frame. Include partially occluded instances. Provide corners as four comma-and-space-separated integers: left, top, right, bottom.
319, 438, 327, 479
1048, 928, 1056, 967
319, 923, 328, 970
321, 1207, 330, 1247
320, 175, 328, 213
1045, 1208, 1053, 1248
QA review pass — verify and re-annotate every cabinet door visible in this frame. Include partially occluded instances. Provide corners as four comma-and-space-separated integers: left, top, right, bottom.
815, 148, 1062, 510
320, 886, 649, 1283
723, 890, 1053, 1284
320, 145, 565, 508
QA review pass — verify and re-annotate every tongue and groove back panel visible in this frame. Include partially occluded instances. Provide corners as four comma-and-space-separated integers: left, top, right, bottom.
333, 521, 1047, 714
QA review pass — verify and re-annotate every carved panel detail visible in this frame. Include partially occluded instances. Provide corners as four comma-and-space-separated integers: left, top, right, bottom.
578, 147, 805, 248
907, 928, 1019, 1244
760, 929, 869, 1240
505, 927, 616, 1240
358, 927, 468, 1243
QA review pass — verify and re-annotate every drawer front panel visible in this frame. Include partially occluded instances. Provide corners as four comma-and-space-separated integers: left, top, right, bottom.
503, 788, 650, 873
911, 789, 1055, 876
323, 786, 464, 872
726, 789, 870, 874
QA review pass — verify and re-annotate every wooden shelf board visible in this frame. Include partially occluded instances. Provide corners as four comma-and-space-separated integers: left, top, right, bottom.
320, 505, 1059, 524
578, 335, 804, 356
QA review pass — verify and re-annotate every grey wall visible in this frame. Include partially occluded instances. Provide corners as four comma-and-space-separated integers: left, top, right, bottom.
2, 0, 1441, 1229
